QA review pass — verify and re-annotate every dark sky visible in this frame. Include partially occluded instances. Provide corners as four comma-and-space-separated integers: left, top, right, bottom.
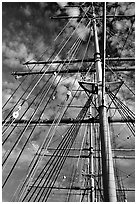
2, 2, 135, 202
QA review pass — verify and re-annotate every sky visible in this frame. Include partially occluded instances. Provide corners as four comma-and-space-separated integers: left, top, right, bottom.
2, 2, 135, 202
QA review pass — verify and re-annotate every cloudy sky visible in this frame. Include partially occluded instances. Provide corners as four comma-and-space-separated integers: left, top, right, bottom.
2, 2, 135, 202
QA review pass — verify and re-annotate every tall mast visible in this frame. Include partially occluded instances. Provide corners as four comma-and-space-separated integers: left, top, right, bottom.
88, 105, 94, 202
2, 3, 135, 202
92, 3, 117, 201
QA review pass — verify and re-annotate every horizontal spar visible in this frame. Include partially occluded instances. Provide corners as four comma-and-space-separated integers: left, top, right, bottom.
34, 153, 135, 159
2, 118, 135, 125
28, 185, 135, 191
29, 185, 91, 191
23, 57, 135, 65
51, 15, 135, 19
44, 148, 135, 152
11, 67, 135, 76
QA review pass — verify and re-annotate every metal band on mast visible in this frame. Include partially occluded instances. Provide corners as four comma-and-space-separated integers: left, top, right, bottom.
92, 3, 117, 201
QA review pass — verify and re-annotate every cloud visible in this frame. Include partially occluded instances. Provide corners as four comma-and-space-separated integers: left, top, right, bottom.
57, 3, 90, 41
57, 2, 68, 8
21, 4, 32, 17
2, 2, 135, 202
67, 7, 80, 17
2, 41, 35, 69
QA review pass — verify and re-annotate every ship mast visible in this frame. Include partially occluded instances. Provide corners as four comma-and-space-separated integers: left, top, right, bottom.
92, 3, 117, 201
2, 2, 135, 202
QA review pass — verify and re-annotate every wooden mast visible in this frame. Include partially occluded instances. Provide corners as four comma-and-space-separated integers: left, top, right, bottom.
92, 3, 117, 201
2, 3, 135, 202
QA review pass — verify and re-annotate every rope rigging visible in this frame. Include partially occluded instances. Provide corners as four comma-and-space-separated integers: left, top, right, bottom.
5, 51, 94, 202
17, 84, 86, 199
108, 90, 135, 121
2, 2, 135, 202
2, 16, 94, 200
105, 63, 135, 96
2, 17, 90, 140
20, 95, 93, 201
2, 8, 84, 111
65, 124, 88, 201
2, 47, 89, 187
108, 90, 135, 137
2, 8, 90, 128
